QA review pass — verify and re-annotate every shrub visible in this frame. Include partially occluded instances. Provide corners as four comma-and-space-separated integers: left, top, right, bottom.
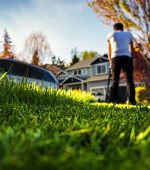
135, 86, 147, 103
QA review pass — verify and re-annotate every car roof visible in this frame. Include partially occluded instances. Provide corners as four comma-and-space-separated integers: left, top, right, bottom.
0, 58, 58, 83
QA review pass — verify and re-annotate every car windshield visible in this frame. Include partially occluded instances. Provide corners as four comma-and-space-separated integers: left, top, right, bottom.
0, 59, 56, 82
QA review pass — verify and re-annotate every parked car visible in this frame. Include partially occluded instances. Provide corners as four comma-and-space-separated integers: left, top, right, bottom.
0, 58, 58, 88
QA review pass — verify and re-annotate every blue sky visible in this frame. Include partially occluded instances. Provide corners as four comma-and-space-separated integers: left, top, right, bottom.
0, 0, 112, 63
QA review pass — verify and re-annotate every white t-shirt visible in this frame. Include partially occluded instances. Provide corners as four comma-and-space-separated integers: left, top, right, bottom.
107, 31, 133, 58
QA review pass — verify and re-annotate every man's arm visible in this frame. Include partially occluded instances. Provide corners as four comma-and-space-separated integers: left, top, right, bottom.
107, 40, 112, 68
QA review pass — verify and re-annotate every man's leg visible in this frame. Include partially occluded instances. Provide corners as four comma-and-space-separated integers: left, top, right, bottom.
123, 57, 136, 104
110, 57, 121, 103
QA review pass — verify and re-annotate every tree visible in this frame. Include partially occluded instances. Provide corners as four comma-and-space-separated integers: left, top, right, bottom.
133, 49, 150, 83
81, 50, 98, 59
132, 49, 150, 96
51, 55, 65, 69
70, 54, 80, 66
52, 56, 57, 65
70, 48, 80, 66
32, 50, 39, 65
56, 57, 65, 68
0, 29, 14, 58
23, 31, 52, 65
88, 0, 150, 64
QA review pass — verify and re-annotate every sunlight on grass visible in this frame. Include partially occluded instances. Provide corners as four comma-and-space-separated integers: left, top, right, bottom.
0, 79, 150, 170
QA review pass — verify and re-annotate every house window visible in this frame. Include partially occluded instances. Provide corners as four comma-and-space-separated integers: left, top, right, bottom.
74, 70, 77, 75
78, 69, 81, 75
81, 69, 87, 75
73, 69, 87, 76
67, 71, 71, 75
96, 63, 107, 75
57, 74, 67, 80
57, 75, 61, 80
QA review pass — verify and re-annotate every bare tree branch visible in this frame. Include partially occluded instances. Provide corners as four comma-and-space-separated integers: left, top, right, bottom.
23, 31, 52, 65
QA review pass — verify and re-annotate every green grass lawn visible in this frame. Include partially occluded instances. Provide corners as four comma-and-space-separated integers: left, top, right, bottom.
0, 80, 150, 170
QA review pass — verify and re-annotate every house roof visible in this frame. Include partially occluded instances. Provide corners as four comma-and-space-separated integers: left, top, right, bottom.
66, 55, 108, 71
56, 70, 67, 77
90, 55, 109, 65
42, 64, 62, 75
60, 76, 83, 85
85, 75, 109, 82
66, 57, 95, 71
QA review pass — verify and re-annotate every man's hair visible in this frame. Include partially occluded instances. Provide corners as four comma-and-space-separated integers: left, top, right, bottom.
113, 23, 124, 31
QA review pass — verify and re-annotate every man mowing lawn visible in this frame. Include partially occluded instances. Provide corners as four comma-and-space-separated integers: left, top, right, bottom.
107, 23, 136, 105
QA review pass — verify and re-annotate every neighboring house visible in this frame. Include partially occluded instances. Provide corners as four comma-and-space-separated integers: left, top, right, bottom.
56, 70, 68, 84
41, 64, 62, 76
56, 55, 128, 102
0, 58, 58, 89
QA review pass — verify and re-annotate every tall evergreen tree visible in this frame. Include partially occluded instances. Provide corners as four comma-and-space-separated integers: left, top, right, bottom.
70, 54, 80, 66
0, 29, 14, 58
70, 48, 80, 66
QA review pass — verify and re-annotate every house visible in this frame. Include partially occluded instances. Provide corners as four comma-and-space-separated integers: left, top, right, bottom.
42, 64, 62, 76
56, 55, 128, 102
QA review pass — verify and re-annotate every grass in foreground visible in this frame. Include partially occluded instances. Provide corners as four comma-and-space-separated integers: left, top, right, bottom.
0, 80, 150, 170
